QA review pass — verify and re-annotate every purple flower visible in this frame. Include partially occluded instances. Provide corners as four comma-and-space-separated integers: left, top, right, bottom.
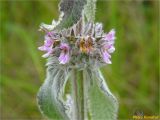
104, 29, 116, 42
58, 43, 70, 64
101, 44, 115, 64
38, 33, 54, 58
42, 49, 53, 58
47, 31, 54, 37
44, 36, 53, 47
101, 49, 112, 64
38, 45, 53, 58
38, 22, 116, 66
101, 29, 116, 64
103, 44, 115, 53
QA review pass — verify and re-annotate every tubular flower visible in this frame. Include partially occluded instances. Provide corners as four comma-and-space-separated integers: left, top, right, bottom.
58, 43, 70, 64
100, 29, 116, 63
38, 20, 116, 67
38, 32, 55, 58
104, 29, 116, 42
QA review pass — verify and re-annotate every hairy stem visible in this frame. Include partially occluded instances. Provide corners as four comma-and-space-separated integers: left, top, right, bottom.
83, 70, 89, 120
71, 69, 85, 120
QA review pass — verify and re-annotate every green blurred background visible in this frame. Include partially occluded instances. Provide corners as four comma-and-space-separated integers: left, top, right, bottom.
0, 0, 159, 119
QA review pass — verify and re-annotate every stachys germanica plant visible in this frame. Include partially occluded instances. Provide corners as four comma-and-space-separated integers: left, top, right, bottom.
37, 0, 118, 120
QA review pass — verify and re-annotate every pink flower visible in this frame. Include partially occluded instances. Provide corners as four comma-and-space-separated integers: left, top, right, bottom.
38, 32, 54, 58
41, 49, 53, 58
103, 44, 115, 53
102, 49, 111, 64
44, 36, 53, 47
101, 44, 115, 64
58, 43, 70, 64
101, 29, 116, 64
104, 29, 116, 42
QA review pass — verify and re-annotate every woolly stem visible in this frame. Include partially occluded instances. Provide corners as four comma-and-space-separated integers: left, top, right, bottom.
71, 69, 86, 120
83, 70, 90, 120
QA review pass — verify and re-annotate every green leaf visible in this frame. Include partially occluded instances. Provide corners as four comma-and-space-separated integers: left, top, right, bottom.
56, 0, 87, 29
88, 69, 118, 120
37, 58, 72, 120
83, 0, 97, 22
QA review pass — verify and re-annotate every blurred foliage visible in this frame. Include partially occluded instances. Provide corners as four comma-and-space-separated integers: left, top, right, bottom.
0, 0, 159, 119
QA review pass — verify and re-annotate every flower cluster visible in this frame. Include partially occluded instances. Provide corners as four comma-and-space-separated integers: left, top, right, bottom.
38, 20, 116, 67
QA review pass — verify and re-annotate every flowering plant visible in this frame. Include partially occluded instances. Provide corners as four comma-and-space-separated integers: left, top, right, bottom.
37, 0, 118, 120
39, 21, 115, 66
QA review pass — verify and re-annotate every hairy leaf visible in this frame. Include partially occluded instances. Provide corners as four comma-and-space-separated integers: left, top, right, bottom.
37, 58, 72, 120
88, 69, 118, 120
83, 0, 97, 22
56, 0, 87, 29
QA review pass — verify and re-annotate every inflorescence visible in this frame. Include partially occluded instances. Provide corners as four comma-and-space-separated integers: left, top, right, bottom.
38, 20, 116, 68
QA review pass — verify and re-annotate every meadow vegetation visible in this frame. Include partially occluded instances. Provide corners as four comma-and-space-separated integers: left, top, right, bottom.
0, 0, 159, 119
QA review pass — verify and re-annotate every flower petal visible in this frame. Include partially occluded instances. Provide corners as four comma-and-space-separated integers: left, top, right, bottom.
42, 53, 50, 58
60, 43, 70, 50
104, 29, 116, 41
38, 46, 48, 51
44, 39, 53, 47
108, 46, 115, 53
102, 51, 112, 64
59, 52, 69, 64
38, 45, 52, 52
42, 49, 53, 58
